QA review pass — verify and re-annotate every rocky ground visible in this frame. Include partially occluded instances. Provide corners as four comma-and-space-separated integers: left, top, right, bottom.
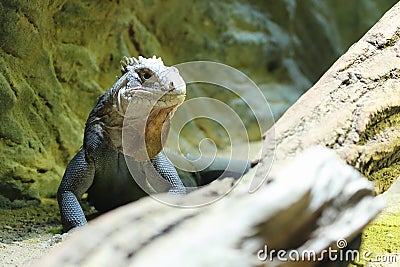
0, 199, 61, 266
0, 197, 100, 266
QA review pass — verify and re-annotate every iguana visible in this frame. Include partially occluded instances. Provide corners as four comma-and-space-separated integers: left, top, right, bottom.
57, 56, 249, 231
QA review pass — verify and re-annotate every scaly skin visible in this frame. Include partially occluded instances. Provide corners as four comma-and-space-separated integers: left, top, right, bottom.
57, 56, 187, 231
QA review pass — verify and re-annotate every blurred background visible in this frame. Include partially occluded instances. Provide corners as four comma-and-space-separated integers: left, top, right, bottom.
0, 0, 397, 203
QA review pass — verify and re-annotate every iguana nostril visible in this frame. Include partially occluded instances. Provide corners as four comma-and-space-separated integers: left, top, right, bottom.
169, 81, 174, 90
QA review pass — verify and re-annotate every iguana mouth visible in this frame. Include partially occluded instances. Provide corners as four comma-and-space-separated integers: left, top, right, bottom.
122, 87, 186, 108
116, 86, 186, 117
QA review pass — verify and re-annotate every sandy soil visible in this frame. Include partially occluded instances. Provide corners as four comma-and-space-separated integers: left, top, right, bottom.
0, 234, 61, 266
0, 199, 63, 267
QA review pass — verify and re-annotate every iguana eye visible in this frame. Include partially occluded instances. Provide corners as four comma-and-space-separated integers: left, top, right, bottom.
140, 69, 152, 80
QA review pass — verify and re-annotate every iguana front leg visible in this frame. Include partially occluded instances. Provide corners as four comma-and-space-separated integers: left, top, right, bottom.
151, 153, 186, 195
57, 149, 95, 231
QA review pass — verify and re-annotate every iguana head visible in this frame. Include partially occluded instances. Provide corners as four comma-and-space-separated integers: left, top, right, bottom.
116, 56, 186, 115
106, 56, 186, 161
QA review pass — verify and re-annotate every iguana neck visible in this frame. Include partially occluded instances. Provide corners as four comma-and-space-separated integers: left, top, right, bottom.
144, 106, 175, 160
103, 105, 176, 162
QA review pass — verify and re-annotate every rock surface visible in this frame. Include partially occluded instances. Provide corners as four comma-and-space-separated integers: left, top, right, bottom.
0, 0, 396, 202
